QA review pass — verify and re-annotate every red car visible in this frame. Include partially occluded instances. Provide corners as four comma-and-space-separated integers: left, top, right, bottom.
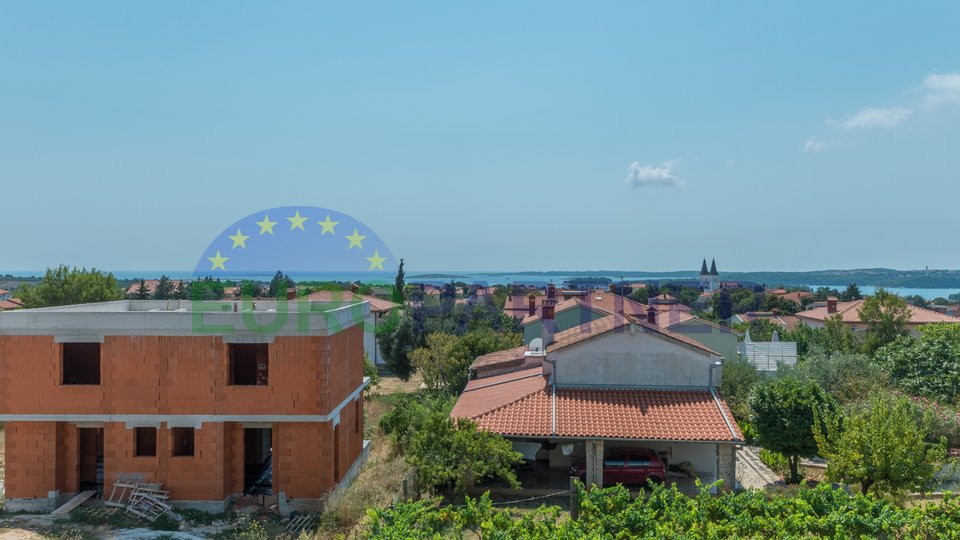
570, 447, 666, 487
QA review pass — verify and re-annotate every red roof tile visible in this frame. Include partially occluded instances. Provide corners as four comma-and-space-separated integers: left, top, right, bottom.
457, 383, 741, 442
469, 345, 527, 372
797, 300, 960, 324
451, 368, 547, 419
543, 314, 721, 357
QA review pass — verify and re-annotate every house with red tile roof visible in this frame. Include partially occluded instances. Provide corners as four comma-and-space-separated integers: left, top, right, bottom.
0, 298, 23, 312
796, 297, 960, 333
520, 287, 740, 365
0, 288, 12, 302
765, 289, 812, 305
455, 309, 742, 491
727, 311, 801, 331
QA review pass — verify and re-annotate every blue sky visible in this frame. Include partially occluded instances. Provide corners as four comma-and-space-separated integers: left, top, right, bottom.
2, 2, 959, 273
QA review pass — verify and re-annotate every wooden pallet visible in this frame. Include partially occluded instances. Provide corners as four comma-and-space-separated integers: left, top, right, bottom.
106, 482, 166, 508
125, 494, 173, 522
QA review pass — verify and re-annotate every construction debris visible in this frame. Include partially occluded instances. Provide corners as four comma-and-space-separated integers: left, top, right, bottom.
105, 481, 178, 523
51, 490, 96, 515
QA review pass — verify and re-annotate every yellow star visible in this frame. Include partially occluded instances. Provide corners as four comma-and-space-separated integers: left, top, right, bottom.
366, 250, 387, 271
256, 214, 277, 235
317, 215, 338, 235
287, 210, 308, 231
228, 228, 250, 249
208, 250, 229, 271
346, 229, 366, 249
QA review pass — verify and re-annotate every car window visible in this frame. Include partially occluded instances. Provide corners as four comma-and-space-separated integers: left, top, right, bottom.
604, 459, 625, 467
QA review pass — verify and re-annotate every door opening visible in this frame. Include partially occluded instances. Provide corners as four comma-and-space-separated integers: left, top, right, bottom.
78, 427, 104, 495
243, 428, 273, 495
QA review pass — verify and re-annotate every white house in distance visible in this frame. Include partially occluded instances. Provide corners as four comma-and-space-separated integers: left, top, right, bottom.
306, 290, 399, 365
796, 297, 960, 333
453, 309, 743, 491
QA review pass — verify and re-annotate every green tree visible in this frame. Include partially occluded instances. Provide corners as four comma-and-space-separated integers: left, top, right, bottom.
840, 283, 863, 301
406, 415, 522, 494
750, 377, 836, 483
267, 270, 294, 298
790, 351, 888, 404
376, 311, 420, 380
815, 392, 946, 496
629, 286, 649, 304
719, 356, 762, 421
151, 275, 175, 300
17, 265, 124, 308
713, 289, 734, 320
858, 288, 911, 355
874, 323, 960, 403
409, 333, 460, 392
132, 278, 150, 300
173, 280, 189, 300
392, 258, 406, 304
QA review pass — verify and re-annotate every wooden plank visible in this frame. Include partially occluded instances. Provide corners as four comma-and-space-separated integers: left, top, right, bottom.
51, 490, 96, 515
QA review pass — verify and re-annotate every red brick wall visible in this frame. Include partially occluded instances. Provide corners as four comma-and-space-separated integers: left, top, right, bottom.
0, 326, 363, 417
4, 422, 59, 498
105, 422, 232, 501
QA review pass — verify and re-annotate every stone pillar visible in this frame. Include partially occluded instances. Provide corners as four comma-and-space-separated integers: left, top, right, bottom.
585, 440, 604, 488
717, 444, 737, 492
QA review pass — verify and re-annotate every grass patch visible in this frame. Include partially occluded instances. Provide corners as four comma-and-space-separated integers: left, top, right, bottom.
207, 512, 286, 539
177, 507, 235, 526
69, 507, 180, 531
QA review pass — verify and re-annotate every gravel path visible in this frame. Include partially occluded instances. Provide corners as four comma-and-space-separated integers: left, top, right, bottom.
737, 446, 782, 490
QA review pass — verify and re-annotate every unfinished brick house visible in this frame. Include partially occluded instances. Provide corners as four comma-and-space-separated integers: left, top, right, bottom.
0, 298, 370, 513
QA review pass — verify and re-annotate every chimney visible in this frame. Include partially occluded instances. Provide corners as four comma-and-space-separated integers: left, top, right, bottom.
647, 305, 657, 325
827, 297, 838, 314
542, 303, 555, 321
547, 284, 556, 299
609, 283, 617, 293
528, 293, 536, 316
286, 288, 297, 301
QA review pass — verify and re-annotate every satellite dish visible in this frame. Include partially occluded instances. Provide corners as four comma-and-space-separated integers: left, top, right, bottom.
529, 338, 544, 352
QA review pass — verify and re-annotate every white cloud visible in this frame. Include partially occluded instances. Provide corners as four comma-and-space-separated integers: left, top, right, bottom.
835, 107, 912, 129
625, 160, 685, 188
803, 137, 829, 153
922, 72, 960, 109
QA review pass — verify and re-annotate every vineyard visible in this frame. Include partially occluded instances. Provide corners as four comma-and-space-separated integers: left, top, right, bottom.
364, 482, 960, 539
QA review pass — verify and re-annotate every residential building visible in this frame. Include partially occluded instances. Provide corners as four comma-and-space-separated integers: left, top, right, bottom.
0, 298, 370, 514
765, 289, 811, 305
795, 297, 960, 333
0, 297, 23, 312
455, 309, 742, 491
0, 288, 12, 301
727, 311, 801, 331
520, 287, 739, 365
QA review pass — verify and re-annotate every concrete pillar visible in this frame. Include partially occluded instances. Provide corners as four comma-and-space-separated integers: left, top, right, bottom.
585, 440, 604, 488
717, 444, 737, 492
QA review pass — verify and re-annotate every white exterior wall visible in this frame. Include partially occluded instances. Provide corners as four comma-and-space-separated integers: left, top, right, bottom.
552, 328, 719, 388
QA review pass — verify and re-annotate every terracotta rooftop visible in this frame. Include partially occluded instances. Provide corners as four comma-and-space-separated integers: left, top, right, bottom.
305, 291, 399, 313
469, 345, 528, 372
542, 314, 721, 357
452, 368, 742, 443
796, 299, 960, 324
0, 298, 23, 311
